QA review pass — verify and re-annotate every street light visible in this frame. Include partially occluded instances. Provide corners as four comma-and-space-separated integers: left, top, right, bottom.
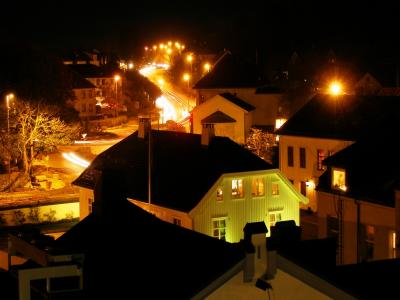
204, 62, 211, 73
114, 75, 121, 118
186, 54, 193, 74
6, 93, 14, 185
6, 93, 14, 134
183, 73, 190, 89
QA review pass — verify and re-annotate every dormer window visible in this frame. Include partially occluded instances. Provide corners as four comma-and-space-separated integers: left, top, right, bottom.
332, 168, 347, 191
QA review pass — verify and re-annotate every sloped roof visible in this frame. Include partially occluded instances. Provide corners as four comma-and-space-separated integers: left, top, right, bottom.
71, 71, 96, 89
68, 64, 115, 78
220, 92, 255, 111
48, 200, 244, 299
317, 139, 400, 207
73, 130, 272, 212
276, 94, 400, 140
201, 110, 236, 123
193, 51, 266, 89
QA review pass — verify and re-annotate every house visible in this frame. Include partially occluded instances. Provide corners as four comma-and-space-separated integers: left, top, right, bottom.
276, 93, 400, 213
73, 118, 308, 243
68, 64, 123, 118
192, 93, 255, 144
316, 138, 400, 265
70, 72, 98, 119
353, 63, 400, 96
192, 50, 289, 146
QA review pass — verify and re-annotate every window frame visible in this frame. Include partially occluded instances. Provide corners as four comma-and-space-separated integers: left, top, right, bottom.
231, 178, 244, 199
252, 177, 265, 197
212, 217, 227, 241
271, 182, 280, 196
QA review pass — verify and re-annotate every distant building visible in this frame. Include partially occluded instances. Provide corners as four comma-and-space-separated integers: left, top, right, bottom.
192, 93, 255, 144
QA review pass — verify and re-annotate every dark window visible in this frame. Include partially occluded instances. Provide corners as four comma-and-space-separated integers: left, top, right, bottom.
173, 218, 181, 226
300, 181, 307, 196
288, 146, 294, 167
317, 149, 325, 171
300, 147, 306, 168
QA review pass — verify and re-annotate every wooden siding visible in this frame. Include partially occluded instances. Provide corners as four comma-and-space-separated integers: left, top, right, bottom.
190, 170, 304, 243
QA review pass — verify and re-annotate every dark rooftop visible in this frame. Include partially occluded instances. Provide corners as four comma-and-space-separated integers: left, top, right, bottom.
54, 200, 244, 299
317, 139, 400, 207
193, 51, 267, 89
276, 94, 400, 140
68, 64, 115, 78
73, 130, 272, 212
202, 110, 236, 124
219, 93, 255, 111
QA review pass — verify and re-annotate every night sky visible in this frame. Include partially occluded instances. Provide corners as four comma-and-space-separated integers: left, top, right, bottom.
2, 1, 400, 62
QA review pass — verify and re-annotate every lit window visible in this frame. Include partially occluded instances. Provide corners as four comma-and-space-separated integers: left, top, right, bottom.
88, 198, 94, 213
173, 218, 181, 226
271, 182, 279, 195
390, 231, 396, 258
317, 149, 325, 171
332, 168, 347, 191
269, 211, 282, 227
216, 187, 223, 201
300, 181, 307, 196
212, 218, 227, 241
252, 178, 265, 197
232, 179, 244, 198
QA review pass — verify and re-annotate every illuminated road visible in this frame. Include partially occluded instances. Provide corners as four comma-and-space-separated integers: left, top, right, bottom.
139, 64, 194, 124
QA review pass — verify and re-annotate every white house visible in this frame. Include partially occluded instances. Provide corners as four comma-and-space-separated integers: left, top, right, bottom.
74, 118, 308, 243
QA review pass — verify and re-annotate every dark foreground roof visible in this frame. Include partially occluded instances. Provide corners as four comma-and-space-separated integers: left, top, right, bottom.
73, 130, 271, 212
5, 199, 243, 299
52, 201, 244, 299
276, 94, 400, 140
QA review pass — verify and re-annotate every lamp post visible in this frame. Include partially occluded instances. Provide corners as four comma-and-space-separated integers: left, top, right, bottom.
183, 73, 190, 89
186, 54, 193, 76
114, 75, 121, 118
6, 93, 14, 185
6, 93, 14, 134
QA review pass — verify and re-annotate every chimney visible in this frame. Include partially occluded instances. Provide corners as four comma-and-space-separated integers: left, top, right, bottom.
242, 222, 268, 282
201, 123, 215, 146
138, 116, 151, 139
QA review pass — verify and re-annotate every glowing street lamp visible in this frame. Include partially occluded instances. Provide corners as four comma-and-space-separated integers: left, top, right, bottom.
328, 81, 343, 96
186, 54, 194, 82
204, 62, 211, 73
6, 93, 14, 183
114, 75, 121, 117
183, 73, 190, 89
6, 93, 14, 135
